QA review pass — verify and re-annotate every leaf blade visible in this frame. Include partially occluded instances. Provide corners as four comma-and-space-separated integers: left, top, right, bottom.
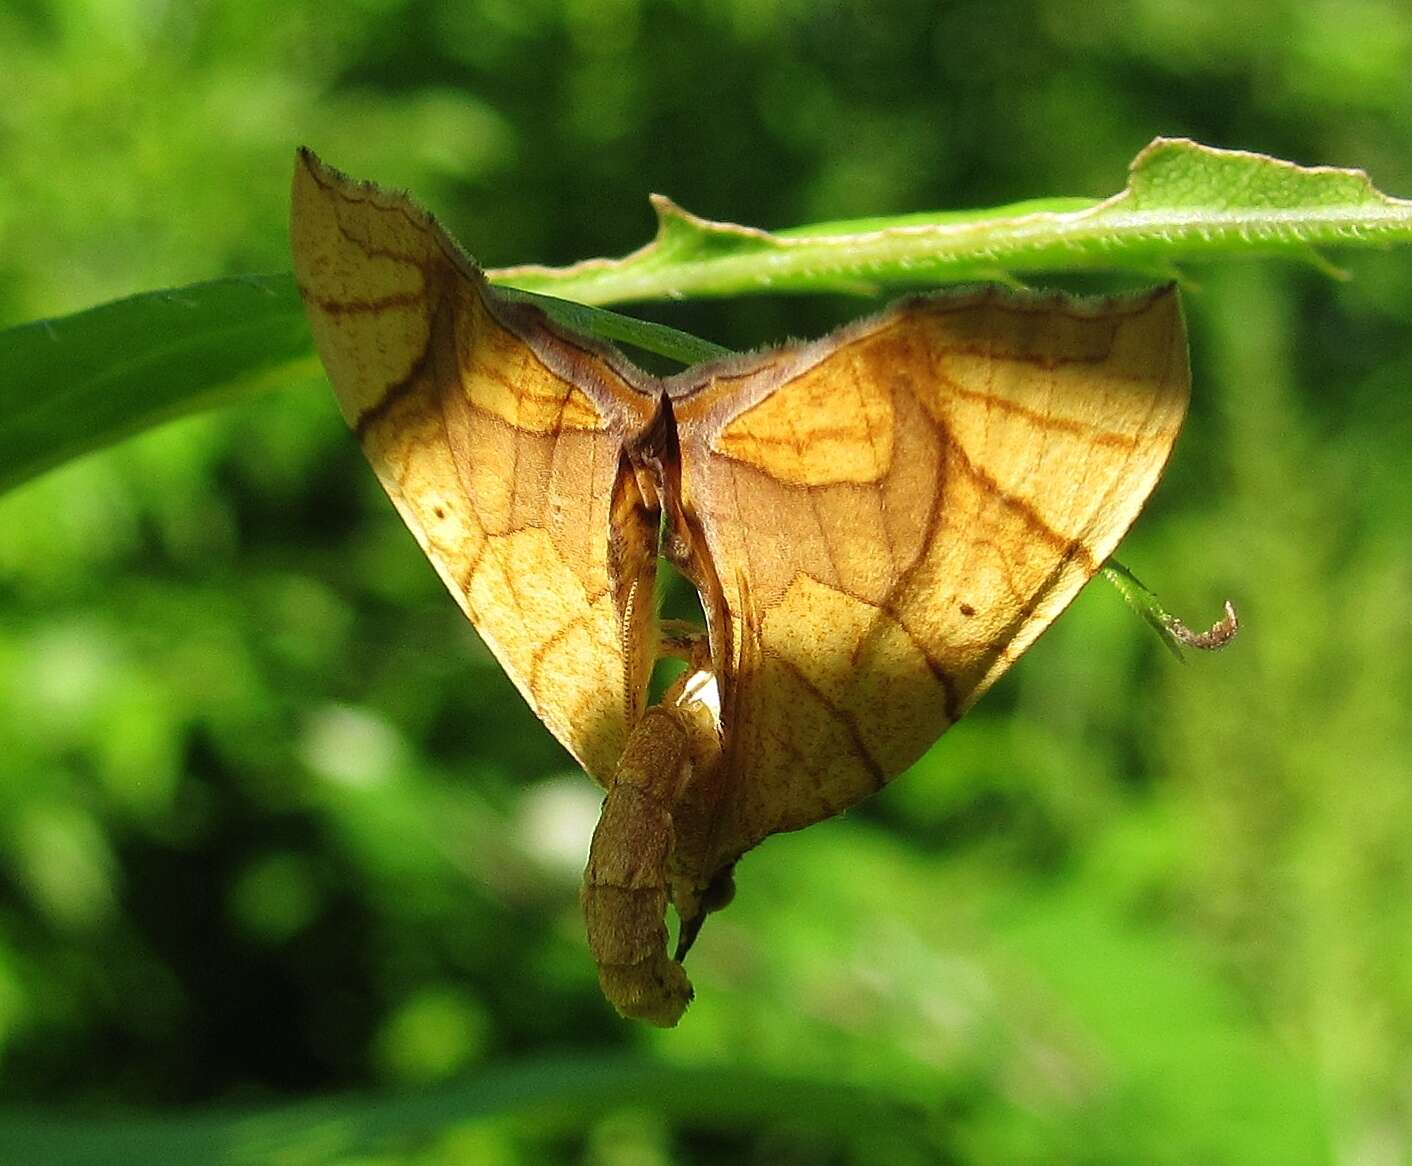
5, 139, 1412, 495
0, 277, 724, 495
492, 138, 1412, 302
0, 274, 319, 495
0, 1055, 937, 1165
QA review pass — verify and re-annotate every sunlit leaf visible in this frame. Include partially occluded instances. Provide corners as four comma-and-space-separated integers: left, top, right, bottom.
496, 139, 1412, 301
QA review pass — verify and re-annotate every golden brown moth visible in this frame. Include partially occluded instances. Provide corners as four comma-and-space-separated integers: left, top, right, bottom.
290, 149, 1189, 1026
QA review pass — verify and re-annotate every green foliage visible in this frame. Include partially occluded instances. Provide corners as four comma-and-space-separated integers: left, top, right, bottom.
0, 276, 320, 495
6, 139, 1410, 498
2, 2, 1411, 1164
0, 1055, 936, 1164
496, 139, 1412, 302
0, 279, 724, 494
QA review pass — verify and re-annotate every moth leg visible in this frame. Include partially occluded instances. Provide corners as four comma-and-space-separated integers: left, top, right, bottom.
581, 705, 696, 1026
673, 862, 736, 962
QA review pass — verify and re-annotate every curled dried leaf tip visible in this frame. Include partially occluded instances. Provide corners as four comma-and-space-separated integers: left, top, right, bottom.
1167, 599, 1240, 651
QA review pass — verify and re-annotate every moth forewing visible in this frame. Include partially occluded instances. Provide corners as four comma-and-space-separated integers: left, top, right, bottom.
666, 285, 1188, 867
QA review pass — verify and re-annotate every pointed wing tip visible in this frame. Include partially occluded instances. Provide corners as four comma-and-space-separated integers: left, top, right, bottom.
1144, 280, 1186, 349
1152, 279, 1183, 310
291, 147, 337, 217
293, 145, 321, 180
293, 149, 386, 211
293, 146, 353, 196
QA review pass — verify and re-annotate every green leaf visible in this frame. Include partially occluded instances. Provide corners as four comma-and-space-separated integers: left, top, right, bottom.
4, 138, 1412, 495
493, 286, 731, 364
0, 274, 321, 496
0, 277, 724, 495
492, 138, 1412, 302
0, 1055, 937, 1165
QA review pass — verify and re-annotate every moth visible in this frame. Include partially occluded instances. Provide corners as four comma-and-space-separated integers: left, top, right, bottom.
290, 150, 1189, 1026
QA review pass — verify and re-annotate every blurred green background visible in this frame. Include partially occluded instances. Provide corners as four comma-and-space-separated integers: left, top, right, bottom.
2, 1, 1411, 1162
